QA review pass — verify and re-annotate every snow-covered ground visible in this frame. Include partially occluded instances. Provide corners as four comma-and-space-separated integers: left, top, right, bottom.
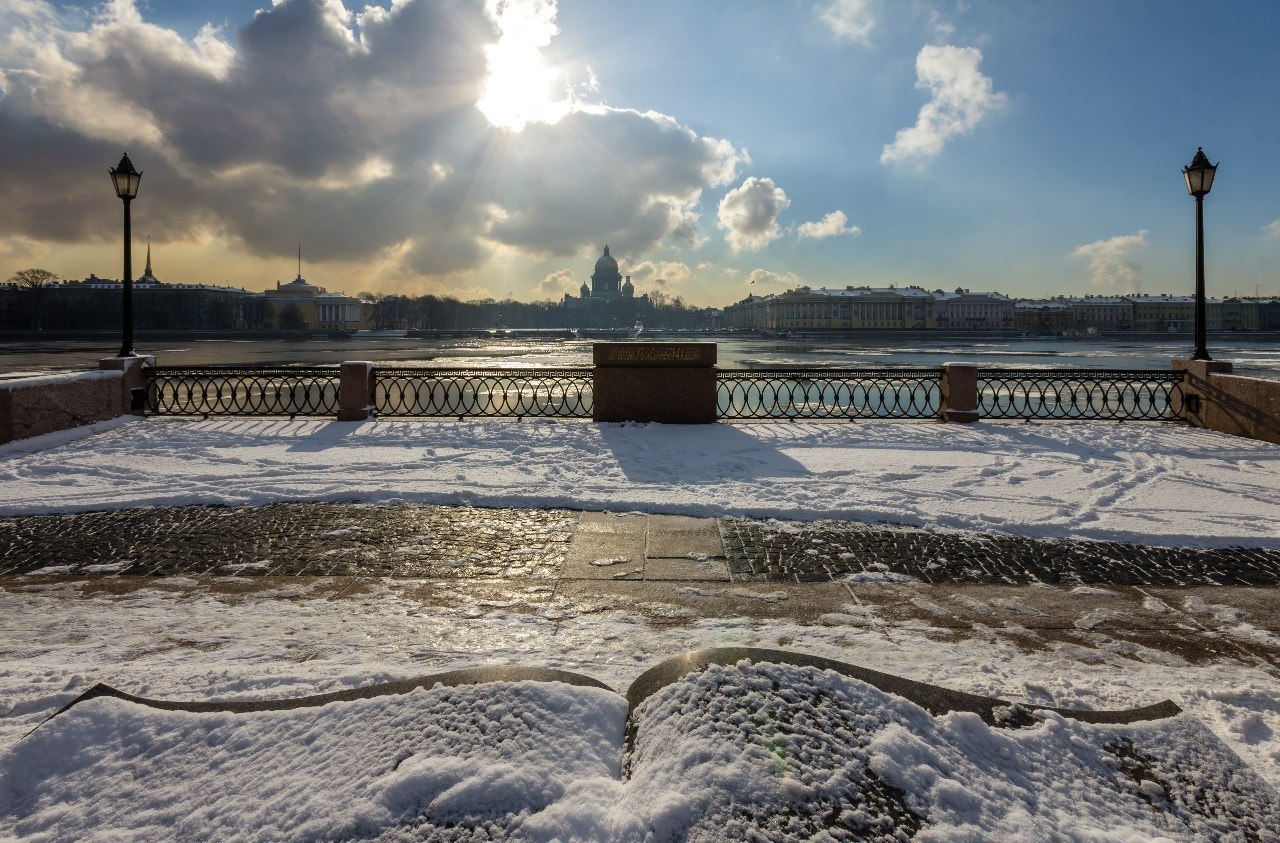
2, 417, 1278, 839
2, 417, 1278, 547
1, 579, 1278, 840
7, 657, 1278, 841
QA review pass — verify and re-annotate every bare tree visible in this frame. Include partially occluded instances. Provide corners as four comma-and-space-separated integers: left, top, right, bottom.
6, 268, 59, 330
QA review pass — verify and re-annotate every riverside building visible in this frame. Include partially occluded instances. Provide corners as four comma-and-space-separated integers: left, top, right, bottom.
559, 245, 650, 328
723, 285, 936, 331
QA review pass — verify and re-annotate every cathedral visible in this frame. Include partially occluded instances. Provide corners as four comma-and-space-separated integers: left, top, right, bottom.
564, 245, 634, 306
559, 245, 648, 327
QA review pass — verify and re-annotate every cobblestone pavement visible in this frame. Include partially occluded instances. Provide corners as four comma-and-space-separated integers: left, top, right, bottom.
0, 504, 573, 579
2, 503, 1280, 585
720, 520, 1280, 586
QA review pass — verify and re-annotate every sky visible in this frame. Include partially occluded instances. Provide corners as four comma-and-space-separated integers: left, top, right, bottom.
1, 0, 1278, 306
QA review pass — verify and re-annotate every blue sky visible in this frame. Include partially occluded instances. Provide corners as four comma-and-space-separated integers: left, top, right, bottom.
2, 0, 1277, 305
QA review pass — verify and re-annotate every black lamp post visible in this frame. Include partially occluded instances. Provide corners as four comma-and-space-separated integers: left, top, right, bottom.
109, 152, 142, 357
1182, 147, 1217, 361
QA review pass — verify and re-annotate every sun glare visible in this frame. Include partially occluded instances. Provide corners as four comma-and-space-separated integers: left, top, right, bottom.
477, 0, 570, 132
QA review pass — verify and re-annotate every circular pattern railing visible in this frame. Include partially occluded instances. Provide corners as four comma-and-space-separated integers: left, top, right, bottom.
977, 369, 1185, 420
375, 368, 593, 418
717, 368, 943, 420
142, 365, 1189, 423
145, 367, 340, 417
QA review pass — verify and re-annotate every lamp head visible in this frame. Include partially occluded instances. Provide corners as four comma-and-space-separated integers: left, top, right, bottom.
1183, 147, 1217, 197
109, 153, 142, 200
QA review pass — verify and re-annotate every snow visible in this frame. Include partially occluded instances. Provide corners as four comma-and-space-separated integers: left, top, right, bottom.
2, 660, 1276, 841
2, 417, 1278, 547
0, 370, 119, 392
1, 578, 1278, 799
1, 416, 1278, 837
2, 681, 626, 841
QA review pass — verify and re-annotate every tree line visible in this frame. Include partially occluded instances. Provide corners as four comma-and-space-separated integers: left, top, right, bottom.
356, 289, 715, 330
3, 268, 720, 332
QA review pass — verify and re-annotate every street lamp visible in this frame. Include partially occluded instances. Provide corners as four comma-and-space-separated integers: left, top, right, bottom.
109, 152, 142, 357
1182, 147, 1217, 361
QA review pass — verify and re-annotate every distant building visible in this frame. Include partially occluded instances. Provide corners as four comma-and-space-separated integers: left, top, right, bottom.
1128, 294, 1221, 333
1067, 296, 1134, 333
1014, 301, 1073, 334
563, 245, 637, 308
559, 245, 648, 328
723, 285, 936, 331
261, 248, 368, 331
1259, 300, 1280, 331
931, 288, 1015, 331
723, 294, 769, 330
0, 244, 263, 330
1218, 298, 1259, 332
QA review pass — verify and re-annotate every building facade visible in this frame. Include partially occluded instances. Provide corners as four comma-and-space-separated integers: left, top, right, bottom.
262, 273, 365, 332
932, 289, 1015, 331
1067, 296, 1134, 332
1128, 294, 1222, 333
723, 285, 936, 331
563, 245, 636, 307
1014, 301, 1074, 333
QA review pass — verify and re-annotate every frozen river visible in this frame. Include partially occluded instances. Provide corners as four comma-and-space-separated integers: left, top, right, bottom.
3, 335, 1279, 380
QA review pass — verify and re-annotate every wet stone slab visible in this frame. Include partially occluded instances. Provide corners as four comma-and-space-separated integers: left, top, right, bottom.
720, 518, 1280, 586
0, 504, 574, 579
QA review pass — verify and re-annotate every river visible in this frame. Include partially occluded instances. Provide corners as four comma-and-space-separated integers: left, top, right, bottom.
3, 335, 1279, 380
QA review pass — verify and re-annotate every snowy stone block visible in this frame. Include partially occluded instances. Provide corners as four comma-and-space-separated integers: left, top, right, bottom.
940, 362, 979, 423
0, 369, 130, 444
338, 360, 375, 421
593, 343, 717, 424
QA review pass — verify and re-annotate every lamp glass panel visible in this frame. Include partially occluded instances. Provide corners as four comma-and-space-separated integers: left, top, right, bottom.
111, 170, 140, 199
1200, 165, 1216, 194
1185, 167, 1209, 196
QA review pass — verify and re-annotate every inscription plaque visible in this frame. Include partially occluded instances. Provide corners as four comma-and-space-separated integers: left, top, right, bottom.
593, 342, 716, 367
592, 342, 717, 423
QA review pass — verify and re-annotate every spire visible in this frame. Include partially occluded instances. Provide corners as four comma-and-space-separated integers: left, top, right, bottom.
145, 237, 152, 275
297, 243, 302, 280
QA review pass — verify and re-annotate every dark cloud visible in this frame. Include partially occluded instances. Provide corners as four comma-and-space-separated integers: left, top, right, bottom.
0, 0, 742, 279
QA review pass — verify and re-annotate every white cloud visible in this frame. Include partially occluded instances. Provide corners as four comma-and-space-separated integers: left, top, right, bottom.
1264, 220, 1280, 240
881, 45, 1007, 166
628, 260, 693, 289
532, 267, 578, 298
665, 204, 707, 249
796, 210, 861, 240
926, 8, 956, 41
745, 268, 803, 288
717, 177, 791, 252
1070, 230, 1149, 289
818, 0, 876, 44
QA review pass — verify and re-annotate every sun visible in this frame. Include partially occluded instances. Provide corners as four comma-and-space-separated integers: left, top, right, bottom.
476, 0, 570, 132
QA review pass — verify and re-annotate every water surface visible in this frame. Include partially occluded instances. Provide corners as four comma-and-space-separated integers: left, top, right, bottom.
3, 335, 1278, 380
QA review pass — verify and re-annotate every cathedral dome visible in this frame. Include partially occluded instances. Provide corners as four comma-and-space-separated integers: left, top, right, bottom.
594, 244, 618, 273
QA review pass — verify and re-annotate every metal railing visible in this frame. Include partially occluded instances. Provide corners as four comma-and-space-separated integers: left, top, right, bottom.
716, 368, 943, 420
144, 367, 340, 416
374, 367, 593, 418
978, 369, 1185, 420
142, 365, 1187, 423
